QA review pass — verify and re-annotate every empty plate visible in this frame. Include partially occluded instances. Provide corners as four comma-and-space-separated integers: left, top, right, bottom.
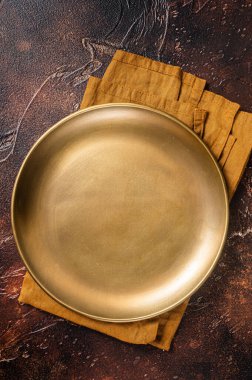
12, 104, 228, 322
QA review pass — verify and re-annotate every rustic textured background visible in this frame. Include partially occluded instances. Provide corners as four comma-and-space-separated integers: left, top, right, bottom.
0, 1, 251, 379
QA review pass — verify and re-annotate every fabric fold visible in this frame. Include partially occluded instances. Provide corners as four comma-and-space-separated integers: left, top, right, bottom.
150, 300, 189, 350
198, 90, 240, 159
179, 71, 206, 105
219, 135, 237, 168
193, 108, 207, 138
222, 111, 252, 198
103, 50, 206, 104
103, 50, 182, 100
82, 76, 207, 130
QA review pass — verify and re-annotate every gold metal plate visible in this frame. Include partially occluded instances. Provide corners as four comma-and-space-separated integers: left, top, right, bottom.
12, 104, 228, 322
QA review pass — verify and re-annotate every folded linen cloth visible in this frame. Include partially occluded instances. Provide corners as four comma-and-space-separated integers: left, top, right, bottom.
89, 50, 252, 198
19, 50, 252, 350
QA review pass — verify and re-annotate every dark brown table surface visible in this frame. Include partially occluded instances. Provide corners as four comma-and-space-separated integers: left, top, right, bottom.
0, 1, 251, 379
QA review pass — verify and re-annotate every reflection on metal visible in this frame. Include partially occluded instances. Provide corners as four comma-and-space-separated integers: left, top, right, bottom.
12, 104, 228, 322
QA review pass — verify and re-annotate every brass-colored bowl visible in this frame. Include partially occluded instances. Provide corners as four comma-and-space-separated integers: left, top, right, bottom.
12, 104, 229, 322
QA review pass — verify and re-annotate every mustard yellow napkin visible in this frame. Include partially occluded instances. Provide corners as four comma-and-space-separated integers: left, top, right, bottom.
98, 50, 252, 198
19, 51, 252, 350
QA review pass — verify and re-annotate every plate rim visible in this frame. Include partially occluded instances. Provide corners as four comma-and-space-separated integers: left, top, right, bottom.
11, 103, 229, 322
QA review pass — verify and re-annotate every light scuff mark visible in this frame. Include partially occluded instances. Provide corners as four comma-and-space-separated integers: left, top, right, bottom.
0, 309, 63, 362
229, 227, 252, 239
0, 265, 26, 301
0, 235, 13, 247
